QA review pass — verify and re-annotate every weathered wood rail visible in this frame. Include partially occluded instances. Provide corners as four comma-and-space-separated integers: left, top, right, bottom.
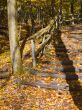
26, 20, 54, 67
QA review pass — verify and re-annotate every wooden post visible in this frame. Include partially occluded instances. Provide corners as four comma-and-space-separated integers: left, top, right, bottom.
31, 39, 36, 67
37, 7, 41, 24
71, 14, 74, 25
55, 16, 59, 29
35, 35, 51, 57
77, 14, 80, 24
41, 35, 46, 55
70, 0, 74, 25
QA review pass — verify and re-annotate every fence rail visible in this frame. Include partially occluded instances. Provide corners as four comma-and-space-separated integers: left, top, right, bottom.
26, 13, 82, 67
28, 20, 54, 67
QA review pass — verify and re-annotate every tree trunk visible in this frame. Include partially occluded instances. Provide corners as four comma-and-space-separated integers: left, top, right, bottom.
59, 0, 63, 21
70, 0, 74, 24
80, 0, 82, 21
80, 0, 82, 13
7, 0, 23, 74
70, 0, 74, 14
51, 0, 55, 18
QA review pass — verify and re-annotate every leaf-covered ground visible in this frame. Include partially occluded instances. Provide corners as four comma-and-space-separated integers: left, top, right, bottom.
0, 24, 82, 110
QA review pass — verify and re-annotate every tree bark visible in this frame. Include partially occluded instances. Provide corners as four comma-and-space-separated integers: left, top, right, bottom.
70, 0, 74, 24
51, 0, 55, 18
80, 0, 82, 20
70, 0, 74, 14
7, 0, 23, 74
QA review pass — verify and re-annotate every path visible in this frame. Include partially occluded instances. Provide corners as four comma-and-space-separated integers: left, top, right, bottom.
25, 25, 82, 90
0, 24, 82, 110
23, 24, 82, 109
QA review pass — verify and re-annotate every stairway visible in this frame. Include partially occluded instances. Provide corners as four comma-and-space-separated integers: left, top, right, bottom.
25, 25, 82, 91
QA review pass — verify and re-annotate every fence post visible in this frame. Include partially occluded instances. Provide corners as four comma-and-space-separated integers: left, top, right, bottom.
77, 14, 79, 24
55, 16, 59, 29
71, 14, 74, 25
31, 39, 36, 67
41, 34, 46, 55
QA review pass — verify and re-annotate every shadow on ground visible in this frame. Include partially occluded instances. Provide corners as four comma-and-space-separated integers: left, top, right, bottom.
52, 29, 82, 110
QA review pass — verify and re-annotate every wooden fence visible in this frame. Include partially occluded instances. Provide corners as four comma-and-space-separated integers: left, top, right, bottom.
26, 13, 82, 67
26, 20, 54, 67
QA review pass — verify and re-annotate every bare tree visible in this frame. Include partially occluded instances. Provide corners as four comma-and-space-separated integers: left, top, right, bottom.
7, 0, 23, 74
51, 0, 56, 18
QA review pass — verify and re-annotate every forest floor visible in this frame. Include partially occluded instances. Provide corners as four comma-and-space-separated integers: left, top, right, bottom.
0, 24, 82, 110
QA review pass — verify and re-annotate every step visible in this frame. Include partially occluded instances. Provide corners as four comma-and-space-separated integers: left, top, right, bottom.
22, 80, 82, 91
59, 67, 80, 73
56, 52, 78, 56
56, 53, 68, 58
26, 69, 82, 81
50, 60, 77, 65
55, 48, 68, 52
56, 52, 76, 56
60, 60, 74, 65
70, 36, 82, 39
55, 45, 66, 48
69, 35, 82, 38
